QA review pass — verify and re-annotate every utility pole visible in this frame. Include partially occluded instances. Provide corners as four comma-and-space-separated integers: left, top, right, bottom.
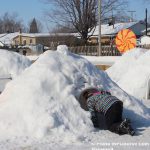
146, 8, 148, 36
128, 11, 136, 22
98, 0, 102, 56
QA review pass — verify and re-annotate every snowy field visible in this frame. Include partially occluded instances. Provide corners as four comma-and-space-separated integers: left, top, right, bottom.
0, 46, 149, 150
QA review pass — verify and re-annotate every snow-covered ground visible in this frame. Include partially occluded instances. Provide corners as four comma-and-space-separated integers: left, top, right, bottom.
0, 46, 149, 150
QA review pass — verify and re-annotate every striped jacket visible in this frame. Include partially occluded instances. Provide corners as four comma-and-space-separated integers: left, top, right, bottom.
87, 89, 122, 117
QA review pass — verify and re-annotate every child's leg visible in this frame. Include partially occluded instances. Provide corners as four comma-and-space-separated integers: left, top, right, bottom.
105, 102, 123, 129
92, 102, 123, 130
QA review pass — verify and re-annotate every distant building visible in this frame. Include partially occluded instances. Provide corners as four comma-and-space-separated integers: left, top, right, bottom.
0, 31, 78, 55
88, 21, 148, 45
13, 32, 77, 47
29, 18, 38, 33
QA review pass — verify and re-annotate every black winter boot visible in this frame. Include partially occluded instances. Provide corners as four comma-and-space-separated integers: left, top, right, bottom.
118, 118, 135, 136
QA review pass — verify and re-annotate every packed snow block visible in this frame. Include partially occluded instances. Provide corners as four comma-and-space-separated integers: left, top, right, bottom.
0, 45, 149, 140
107, 48, 150, 99
57, 45, 69, 55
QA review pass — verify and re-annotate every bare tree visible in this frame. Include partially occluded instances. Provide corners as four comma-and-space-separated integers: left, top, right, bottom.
45, 0, 97, 44
52, 23, 77, 33
101, 0, 127, 18
43, 0, 127, 44
0, 12, 24, 33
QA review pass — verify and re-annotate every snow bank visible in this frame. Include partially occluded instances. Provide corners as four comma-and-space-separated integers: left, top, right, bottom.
106, 48, 150, 99
140, 36, 150, 45
0, 49, 31, 91
0, 46, 149, 142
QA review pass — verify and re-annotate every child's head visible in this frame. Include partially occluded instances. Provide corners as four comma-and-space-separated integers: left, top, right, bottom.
78, 87, 98, 110
83, 88, 99, 99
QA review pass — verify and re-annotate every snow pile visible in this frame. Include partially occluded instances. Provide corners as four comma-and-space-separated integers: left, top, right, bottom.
0, 46, 149, 142
106, 48, 150, 99
0, 49, 31, 91
140, 36, 150, 45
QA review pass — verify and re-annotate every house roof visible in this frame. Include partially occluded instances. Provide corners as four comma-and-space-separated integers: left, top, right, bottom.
0, 41, 4, 47
14, 33, 77, 38
0, 32, 19, 45
89, 22, 137, 37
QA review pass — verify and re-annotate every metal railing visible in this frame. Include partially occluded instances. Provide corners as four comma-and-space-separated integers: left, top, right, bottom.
68, 45, 121, 56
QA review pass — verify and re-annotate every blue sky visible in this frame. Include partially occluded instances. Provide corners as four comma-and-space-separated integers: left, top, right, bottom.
0, 0, 150, 31
0, 0, 48, 22
128, 0, 150, 20
0, 0, 50, 31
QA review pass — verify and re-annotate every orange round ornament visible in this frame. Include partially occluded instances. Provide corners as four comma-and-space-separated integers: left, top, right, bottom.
115, 29, 136, 53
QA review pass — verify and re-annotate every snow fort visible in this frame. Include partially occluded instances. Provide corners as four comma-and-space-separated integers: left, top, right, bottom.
0, 45, 149, 141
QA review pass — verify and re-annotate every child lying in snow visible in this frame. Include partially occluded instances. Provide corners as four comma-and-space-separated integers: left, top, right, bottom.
79, 87, 135, 136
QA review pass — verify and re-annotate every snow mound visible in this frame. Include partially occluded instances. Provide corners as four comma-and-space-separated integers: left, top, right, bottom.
106, 48, 150, 99
0, 49, 31, 91
140, 36, 150, 45
57, 45, 69, 55
0, 46, 149, 141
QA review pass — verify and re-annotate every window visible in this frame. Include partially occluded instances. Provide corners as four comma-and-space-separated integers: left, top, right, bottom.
23, 40, 26, 45
30, 39, 33, 44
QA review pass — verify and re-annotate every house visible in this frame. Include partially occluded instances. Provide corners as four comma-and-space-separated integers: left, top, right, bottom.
0, 32, 79, 55
89, 21, 148, 45
0, 32, 78, 47
13, 32, 78, 47
142, 27, 150, 36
